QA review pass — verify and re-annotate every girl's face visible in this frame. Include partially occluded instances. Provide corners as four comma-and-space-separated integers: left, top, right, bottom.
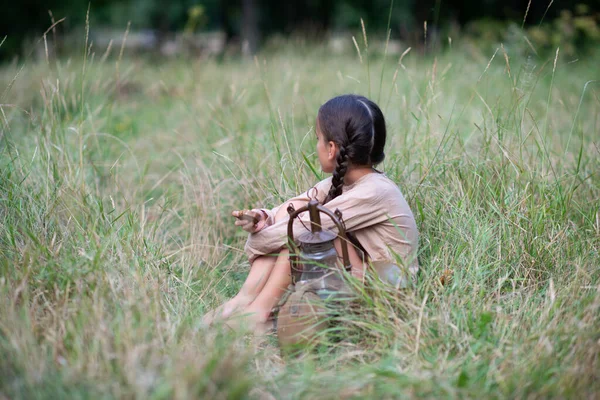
316, 119, 336, 173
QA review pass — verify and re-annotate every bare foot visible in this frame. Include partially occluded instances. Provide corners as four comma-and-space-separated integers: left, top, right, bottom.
220, 307, 274, 336
220, 298, 245, 318
201, 295, 254, 326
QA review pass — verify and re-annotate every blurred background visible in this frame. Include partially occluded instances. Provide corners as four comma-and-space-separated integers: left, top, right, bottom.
1, 0, 600, 60
1, 1, 600, 398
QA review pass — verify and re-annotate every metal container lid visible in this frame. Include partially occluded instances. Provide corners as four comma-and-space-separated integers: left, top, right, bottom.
297, 229, 337, 245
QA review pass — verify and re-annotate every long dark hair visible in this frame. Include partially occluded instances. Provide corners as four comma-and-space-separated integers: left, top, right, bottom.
318, 94, 386, 204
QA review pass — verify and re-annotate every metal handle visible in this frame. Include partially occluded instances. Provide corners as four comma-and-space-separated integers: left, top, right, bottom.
286, 199, 351, 275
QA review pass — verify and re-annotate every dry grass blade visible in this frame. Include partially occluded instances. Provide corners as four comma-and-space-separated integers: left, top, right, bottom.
0, 32, 599, 399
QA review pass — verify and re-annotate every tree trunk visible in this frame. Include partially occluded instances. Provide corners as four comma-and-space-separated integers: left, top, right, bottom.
241, 0, 259, 55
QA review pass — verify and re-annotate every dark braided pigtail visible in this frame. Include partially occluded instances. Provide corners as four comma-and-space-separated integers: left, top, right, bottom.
324, 145, 349, 204
318, 94, 386, 204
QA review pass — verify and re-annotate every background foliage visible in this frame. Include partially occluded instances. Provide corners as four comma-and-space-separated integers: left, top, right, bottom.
2, 0, 600, 58
1, 0, 599, 398
1, 25, 599, 397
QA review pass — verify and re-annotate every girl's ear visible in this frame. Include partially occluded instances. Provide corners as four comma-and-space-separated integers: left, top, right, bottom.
328, 141, 337, 161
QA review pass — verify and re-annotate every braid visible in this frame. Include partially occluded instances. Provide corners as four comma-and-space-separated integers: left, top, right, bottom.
318, 94, 387, 203
325, 145, 349, 204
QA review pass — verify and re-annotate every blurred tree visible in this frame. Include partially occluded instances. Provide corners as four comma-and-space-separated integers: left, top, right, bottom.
1, 0, 599, 59
422, 0, 600, 25
242, 0, 259, 54
0, 0, 103, 58
336, 0, 414, 32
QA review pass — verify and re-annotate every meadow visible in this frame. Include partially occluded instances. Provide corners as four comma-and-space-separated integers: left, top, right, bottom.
0, 34, 599, 398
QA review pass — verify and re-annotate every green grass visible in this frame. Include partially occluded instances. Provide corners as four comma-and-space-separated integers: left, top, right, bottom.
1, 37, 599, 399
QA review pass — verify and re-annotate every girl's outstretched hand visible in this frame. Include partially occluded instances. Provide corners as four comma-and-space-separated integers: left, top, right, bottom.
232, 209, 266, 233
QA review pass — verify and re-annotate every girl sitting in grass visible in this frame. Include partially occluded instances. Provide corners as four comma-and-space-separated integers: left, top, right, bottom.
204, 94, 419, 334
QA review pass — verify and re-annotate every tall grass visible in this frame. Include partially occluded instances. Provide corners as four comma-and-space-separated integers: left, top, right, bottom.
1, 36, 599, 398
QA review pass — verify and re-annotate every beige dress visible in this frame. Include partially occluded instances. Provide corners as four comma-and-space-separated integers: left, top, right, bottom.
245, 172, 420, 277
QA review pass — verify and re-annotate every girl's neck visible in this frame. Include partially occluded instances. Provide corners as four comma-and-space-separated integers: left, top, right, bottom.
343, 165, 375, 186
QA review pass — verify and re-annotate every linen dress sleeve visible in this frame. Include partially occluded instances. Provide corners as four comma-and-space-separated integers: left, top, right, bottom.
244, 177, 395, 261
253, 177, 332, 227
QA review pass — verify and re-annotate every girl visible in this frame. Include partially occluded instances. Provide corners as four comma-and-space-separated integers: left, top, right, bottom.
206, 94, 419, 333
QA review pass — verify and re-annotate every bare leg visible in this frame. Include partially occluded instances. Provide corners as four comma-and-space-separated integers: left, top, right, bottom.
217, 254, 278, 318
240, 240, 364, 328
224, 199, 307, 315
239, 240, 365, 332
242, 248, 292, 324
204, 199, 308, 326
202, 255, 278, 325
228, 200, 309, 330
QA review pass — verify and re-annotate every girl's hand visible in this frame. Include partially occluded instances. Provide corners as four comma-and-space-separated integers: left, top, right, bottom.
232, 209, 266, 233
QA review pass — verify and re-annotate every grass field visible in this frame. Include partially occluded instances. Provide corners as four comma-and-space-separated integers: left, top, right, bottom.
1, 35, 599, 398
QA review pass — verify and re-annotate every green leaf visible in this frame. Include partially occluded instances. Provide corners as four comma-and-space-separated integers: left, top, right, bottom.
302, 151, 322, 181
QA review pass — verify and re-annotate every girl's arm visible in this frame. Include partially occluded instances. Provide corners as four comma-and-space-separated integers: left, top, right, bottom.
251, 177, 332, 229
245, 181, 394, 261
